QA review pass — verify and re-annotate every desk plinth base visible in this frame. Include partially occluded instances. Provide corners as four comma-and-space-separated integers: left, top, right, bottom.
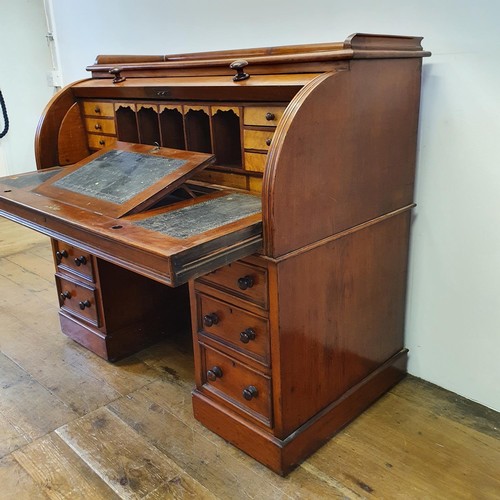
192, 349, 407, 475
59, 312, 168, 362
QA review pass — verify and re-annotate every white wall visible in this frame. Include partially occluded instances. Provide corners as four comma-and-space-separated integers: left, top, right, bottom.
48, 0, 500, 411
0, 0, 54, 176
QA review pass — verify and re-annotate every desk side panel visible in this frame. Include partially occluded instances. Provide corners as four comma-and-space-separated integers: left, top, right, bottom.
271, 211, 411, 437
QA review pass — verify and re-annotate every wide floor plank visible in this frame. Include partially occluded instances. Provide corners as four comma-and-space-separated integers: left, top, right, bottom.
0, 352, 79, 444
0, 455, 48, 500
12, 433, 121, 499
307, 391, 500, 499
56, 407, 215, 499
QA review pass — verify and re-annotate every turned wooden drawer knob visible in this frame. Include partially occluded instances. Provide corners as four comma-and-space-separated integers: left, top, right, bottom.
59, 291, 71, 301
237, 275, 254, 290
55, 250, 68, 261
230, 59, 249, 82
240, 328, 256, 344
203, 313, 219, 327
94, 123, 102, 130
207, 366, 223, 381
265, 138, 272, 146
79, 300, 91, 310
243, 385, 258, 400
109, 67, 126, 84
265, 112, 275, 121
99, 140, 105, 146
74, 256, 87, 266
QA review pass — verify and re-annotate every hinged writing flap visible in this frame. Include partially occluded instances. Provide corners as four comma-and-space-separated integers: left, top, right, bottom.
35, 141, 215, 218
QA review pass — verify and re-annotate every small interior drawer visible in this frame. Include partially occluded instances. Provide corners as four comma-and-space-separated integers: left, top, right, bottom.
243, 129, 274, 152
244, 152, 267, 173
87, 134, 116, 150
243, 106, 286, 127
200, 344, 272, 425
197, 293, 269, 364
82, 101, 114, 117
55, 274, 100, 327
85, 117, 116, 135
197, 260, 268, 309
53, 241, 94, 281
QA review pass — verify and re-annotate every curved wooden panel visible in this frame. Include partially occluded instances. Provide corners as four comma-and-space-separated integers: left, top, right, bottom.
57, 103, 89, 166
35, 81, 86, 169
263, 58, 423, 257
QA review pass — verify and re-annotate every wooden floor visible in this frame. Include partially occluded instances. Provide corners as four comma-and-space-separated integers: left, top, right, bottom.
0, 217, 499, 499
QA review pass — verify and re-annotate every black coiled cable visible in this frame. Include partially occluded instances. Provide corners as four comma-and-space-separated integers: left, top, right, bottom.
0, 90, 9, 138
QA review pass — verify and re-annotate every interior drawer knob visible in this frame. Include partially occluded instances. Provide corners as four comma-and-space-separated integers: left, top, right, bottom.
94, 123, 102, 130
79, 300, 91, 310
94, 106, 101, 114
74, 255, 87, 266
237, 275, 254, 290
203, 313, 219, 327
59, 291, 71, 301
265, 138, 272, 146
243, 385, 258, 401
55, 250, 68, 262
265, 112, 275, 121
207, 366, 223, 381
240, 328, 256, 344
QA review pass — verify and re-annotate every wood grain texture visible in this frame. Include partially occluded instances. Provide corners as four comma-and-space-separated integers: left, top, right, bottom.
12, 433, 120, 499
57, 102, 90, 166
56, 407, 213, 498
263, 58, 422, 256
35, 82, 83, 169
0, 455, 47, 500
273, 211, 411, 437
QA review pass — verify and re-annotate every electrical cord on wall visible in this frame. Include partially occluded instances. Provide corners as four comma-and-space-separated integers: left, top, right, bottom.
0, 90, 9, 138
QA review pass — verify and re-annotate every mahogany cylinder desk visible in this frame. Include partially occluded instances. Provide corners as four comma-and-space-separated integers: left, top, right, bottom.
0, 33, 430, 474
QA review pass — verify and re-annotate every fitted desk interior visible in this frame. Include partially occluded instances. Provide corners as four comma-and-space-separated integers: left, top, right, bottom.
0, 33, 429, 474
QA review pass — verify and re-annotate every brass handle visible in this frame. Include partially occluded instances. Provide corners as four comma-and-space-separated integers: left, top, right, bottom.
265, 112, 275, 121
239, 328, 256, 344
207, 366, 223, 381
60, 291, 71, 301
229, 59, 249, 82
74, 256, 87, 267
79, 300, 91, 310
242, 386, 258, 401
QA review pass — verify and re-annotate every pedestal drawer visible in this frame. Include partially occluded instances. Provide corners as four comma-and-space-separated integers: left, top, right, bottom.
53, 241, 94, 282
200, 344, 272, 426
197, 293, 269, 364
55, 274, 100, 327
198, 260, 268, 309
